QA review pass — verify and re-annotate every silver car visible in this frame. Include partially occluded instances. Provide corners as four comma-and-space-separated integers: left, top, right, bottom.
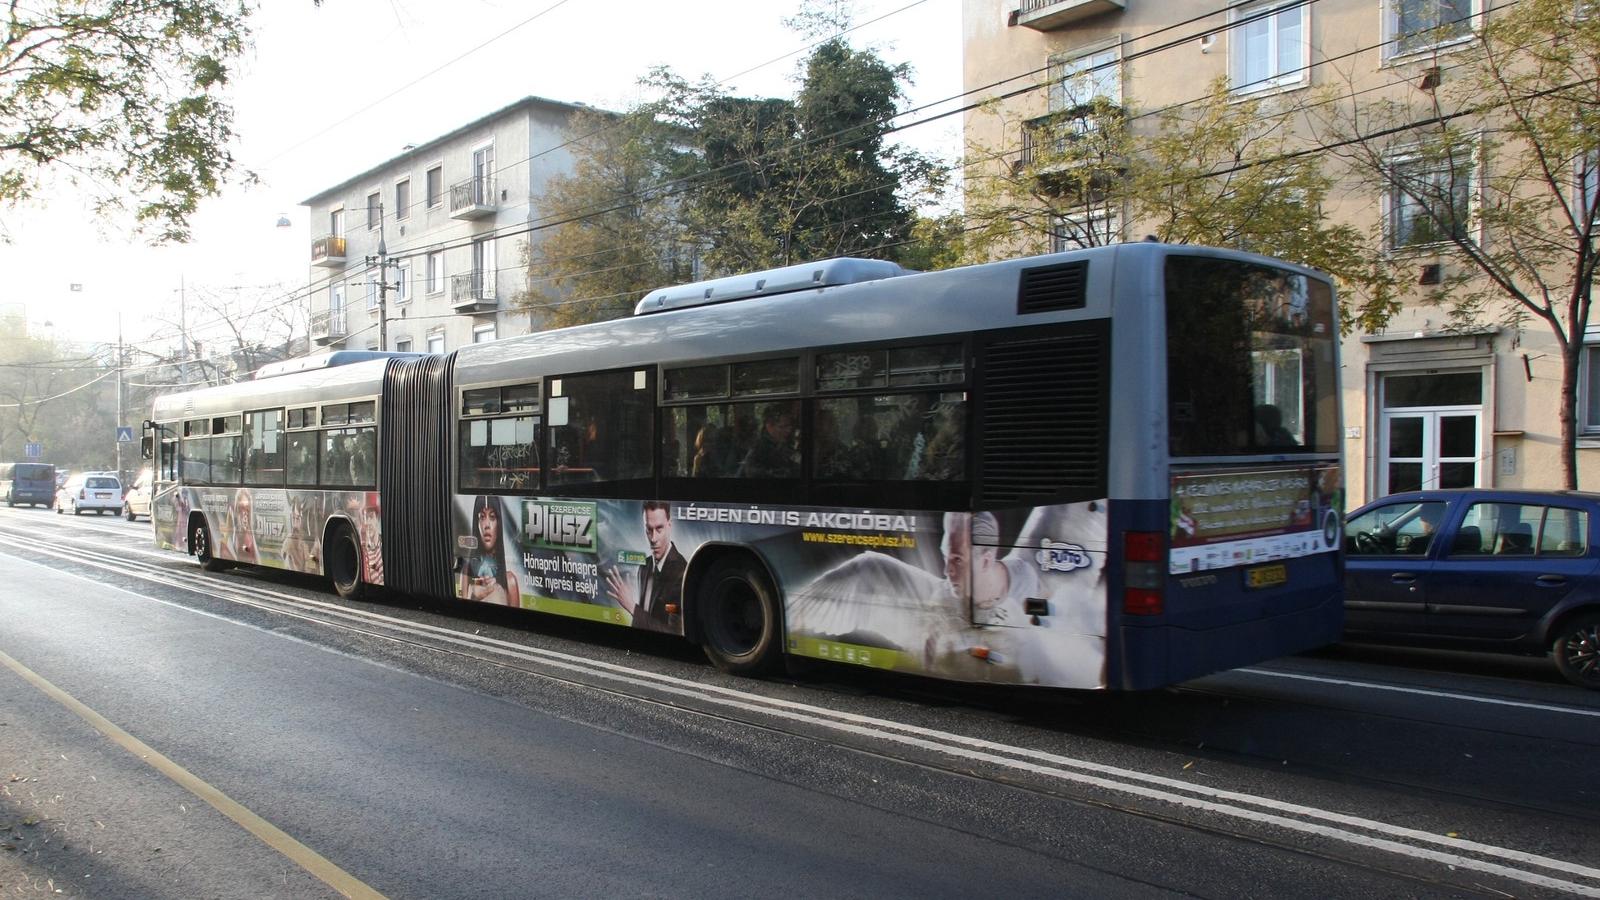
57, 473, 123, 516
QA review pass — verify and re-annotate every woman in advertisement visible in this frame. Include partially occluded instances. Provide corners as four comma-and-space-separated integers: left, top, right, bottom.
458, 495, 520, 606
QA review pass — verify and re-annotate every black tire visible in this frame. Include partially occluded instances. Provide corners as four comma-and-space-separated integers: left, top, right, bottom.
326, 524, 365, 601
71, 502, 81, 516
124, 505, 135, 522
55, 503, 62, 515
699, 557, 782, 674
191, 519, 229, 572
1553, 612, 1600, 690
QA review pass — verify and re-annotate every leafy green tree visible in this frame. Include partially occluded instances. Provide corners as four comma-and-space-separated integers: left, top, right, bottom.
1, 1, 254, 242
963, 81, 1399, 329
516, 107, 697, 328
1312, 0, 1599, 487
519, 21, 946, 325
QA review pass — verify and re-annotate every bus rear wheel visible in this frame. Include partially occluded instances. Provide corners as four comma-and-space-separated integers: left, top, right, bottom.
327, 524, 365, 601
699, 558, 781, 675
191, 519, 229, 572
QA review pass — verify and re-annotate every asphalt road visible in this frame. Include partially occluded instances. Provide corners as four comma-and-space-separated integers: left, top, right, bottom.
1, 505, 1597, 899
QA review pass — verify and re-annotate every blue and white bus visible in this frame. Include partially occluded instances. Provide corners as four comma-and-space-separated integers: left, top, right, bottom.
148, 243, 1342, 690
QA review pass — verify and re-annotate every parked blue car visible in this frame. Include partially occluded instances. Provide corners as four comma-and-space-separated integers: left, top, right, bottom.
1343, 489, 1600, 689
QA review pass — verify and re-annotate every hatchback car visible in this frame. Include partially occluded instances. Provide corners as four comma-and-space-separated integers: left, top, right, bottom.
56, 472, 124, 516
123, 468, 153, 521
1344, 489, 1600, 689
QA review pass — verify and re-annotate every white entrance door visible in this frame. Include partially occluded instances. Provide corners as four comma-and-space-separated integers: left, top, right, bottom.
1378, 371, 1482, 495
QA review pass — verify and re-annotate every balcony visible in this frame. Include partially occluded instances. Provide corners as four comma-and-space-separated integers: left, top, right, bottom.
450, 176, 497, 220
311, 235, 347, 268
449, 272, 497, 314
1013, 0, 1123, 31
310, 308, 348, 345
1011, 108, 1127, 200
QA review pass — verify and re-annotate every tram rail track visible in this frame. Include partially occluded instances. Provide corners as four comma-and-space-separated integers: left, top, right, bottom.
2, 519, 1599, 898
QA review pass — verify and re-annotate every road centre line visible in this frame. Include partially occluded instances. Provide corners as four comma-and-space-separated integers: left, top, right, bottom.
5, 539, 1599, 895
1236, 668, 1600, 718
0, 641, 386, 900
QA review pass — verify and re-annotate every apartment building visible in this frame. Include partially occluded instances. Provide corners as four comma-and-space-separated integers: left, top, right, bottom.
302, 96, 595, 356
963, 0, 1598, 503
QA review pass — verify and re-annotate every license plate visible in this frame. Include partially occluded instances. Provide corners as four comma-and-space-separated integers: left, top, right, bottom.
1245, 563, 1287, 589
95, 493, 112, 499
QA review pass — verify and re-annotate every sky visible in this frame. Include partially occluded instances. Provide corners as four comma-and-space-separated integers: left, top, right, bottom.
0, 0, 965, 357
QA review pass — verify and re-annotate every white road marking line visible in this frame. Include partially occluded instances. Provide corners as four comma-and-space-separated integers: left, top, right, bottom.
1235, 667, 1600, 718
5, 540, 1599, 895
0, 642, 386, 899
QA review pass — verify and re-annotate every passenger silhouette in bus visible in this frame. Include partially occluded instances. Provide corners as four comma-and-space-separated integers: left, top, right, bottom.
691, 423, 723, 477
1255, 404, 1299, 448
459, 495, 518, 605
738, 405, 798, 478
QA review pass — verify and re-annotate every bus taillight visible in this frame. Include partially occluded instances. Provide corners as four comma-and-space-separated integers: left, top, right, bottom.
1123, 531, 1165, 616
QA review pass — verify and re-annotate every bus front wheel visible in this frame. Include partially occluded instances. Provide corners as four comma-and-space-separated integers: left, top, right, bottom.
699, 558, 781, 675
192, 519, 228, 572
327, 524, 365, 601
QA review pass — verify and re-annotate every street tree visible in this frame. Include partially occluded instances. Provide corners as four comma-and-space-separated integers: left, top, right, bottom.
519, 17, 945, 326
962, 80, 1400, 328
1311, 0, 1599, 487
517, 107, 698, 329
0, 1, 254, 242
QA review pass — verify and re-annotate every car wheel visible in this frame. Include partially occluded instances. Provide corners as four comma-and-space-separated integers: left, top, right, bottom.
1553, 612, 1600, 690
72, 501, 81, 516
699, 556, 782, 674
327, 523, 364, 600
192, 519, 229, 572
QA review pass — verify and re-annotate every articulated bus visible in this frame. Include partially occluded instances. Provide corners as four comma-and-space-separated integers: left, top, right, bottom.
146, 243, 1343, 690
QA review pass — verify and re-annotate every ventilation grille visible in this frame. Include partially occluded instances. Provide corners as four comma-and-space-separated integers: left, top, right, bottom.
379, 353, 456, 599
977, 325, 1108, 506
1017, 261, 1088, 314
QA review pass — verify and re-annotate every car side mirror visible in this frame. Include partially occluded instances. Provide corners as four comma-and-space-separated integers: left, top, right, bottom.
140, 435, 153, 460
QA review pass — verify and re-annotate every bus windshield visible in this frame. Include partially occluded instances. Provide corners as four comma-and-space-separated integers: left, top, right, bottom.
1165, 256, 1337, 456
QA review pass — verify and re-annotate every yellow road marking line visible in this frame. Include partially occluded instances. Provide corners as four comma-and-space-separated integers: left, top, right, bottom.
0, 647, 386, 900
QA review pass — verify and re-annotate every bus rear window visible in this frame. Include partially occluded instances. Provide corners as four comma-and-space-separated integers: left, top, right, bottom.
1166, 257, 1337, 456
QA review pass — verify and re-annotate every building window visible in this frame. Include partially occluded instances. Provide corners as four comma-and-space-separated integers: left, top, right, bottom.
1050, 43, 1120, 114
395, 338, 412, 352
1387, 149, 1475, 249
329, 208, 344, 239
1583, 343, 1600, 435
427, 334, 445, 354
427, 251, 444, 294
426, 166, 443, 208
366, 271, 381, 310
367, 191, 381, 229
472, 237, 496, 299
1386, 0, 1476, 58
473, 323, 496, 343
1050, 210, 1119, 252
329, 283, 345, 315
1231, 1, 1308, 93
395, 179, 411, 220
392, 261, 410, 304
1580, 150, 1599, 226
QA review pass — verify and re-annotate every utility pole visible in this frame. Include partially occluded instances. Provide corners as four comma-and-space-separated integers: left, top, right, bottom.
366, 202, 395, 351
115, 314, 125, 482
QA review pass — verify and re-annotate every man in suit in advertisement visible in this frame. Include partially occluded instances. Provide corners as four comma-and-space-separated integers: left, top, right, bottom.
605, 501, 686, 633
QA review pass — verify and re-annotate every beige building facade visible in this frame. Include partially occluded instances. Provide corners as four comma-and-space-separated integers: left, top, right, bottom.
962, 0, 1597, 504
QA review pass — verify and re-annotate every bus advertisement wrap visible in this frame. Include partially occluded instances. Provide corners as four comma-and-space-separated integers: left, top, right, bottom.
1168, 464, 1342, 573
451, 495, 1112, 689
156, 485, 385, 586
